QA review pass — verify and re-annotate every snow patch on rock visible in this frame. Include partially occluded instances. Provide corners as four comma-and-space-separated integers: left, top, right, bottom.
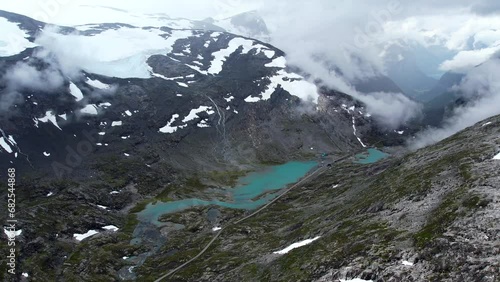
273, 236, 321, 255
86, 78, 111, 89
73, 230, 99, 241
69, 82, 84, 101
37, 111, 62, 130
80, 104, 98, 115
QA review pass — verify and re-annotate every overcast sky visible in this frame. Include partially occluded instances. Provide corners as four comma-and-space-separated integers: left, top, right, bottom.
0, 0, 260, 21
2, 1, 499, 24
2, 1, 499, 75
2, 1, 500, 136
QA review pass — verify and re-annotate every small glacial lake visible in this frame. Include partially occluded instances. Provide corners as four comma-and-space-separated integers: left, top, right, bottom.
355, 148, 389, 164
137, 161, 317, 226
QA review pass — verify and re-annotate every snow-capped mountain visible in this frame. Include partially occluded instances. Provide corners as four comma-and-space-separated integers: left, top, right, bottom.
203, 11, 271, 42
0, 9, 386, 174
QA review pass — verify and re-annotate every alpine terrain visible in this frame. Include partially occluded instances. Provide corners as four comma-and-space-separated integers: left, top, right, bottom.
0, 4, 498, 282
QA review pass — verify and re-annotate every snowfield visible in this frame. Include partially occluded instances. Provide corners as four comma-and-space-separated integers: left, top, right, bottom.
43, 5, 197, 28
80, 104, 98, 115
208, 37, 274, 74
102, 225, 119, 232
20, 18, 320, 105
73, 230, 99, 241
86, 78, 111, 89
159, 114, 182, 133
0, 17, 36, 57
182, 106, 215, 123
402, 260, 414, 266
273, 236, 321, 254
208, 38, 250, 74
37, 27, 193, 78
69, 82, 84, 101
160, 106, 215, 134
265, 56, 287, 68
37, 111, 62, 130
0, 137, 13, 153
245, 70, 319, 103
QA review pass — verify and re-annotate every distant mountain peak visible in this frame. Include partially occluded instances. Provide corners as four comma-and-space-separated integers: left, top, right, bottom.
204, 10, 270, 42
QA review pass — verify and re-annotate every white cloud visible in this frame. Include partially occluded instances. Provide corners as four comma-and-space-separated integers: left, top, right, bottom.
3, 62, 64, 91
33, 25, 192, 78
410, 56, 500, 149
474, 29, 500, 47
357, 92, 422, 129
440, 45, 500, 73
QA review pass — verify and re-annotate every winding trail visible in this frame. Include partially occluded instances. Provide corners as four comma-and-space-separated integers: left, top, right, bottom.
154, 154, 353, 282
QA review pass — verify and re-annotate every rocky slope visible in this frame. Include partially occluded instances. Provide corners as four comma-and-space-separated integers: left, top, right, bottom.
143, 115, 499, 282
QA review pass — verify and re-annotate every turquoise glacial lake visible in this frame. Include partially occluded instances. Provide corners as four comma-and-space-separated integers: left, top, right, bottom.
355, 148, 389, 164
137, 161, 317, 226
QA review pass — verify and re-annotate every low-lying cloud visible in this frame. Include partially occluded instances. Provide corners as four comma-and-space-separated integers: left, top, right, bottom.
0, 27, 73, 113
358, 92, 422, 129
440, 45, 500, 73
1, 56, 66, 113
252, 1, 425, 128
410, 56, 500, 149
4, 62, 65, 91
0, 26, 118, 114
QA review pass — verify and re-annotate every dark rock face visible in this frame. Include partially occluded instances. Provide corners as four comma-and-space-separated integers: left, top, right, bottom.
353, 75, 406, 95
422, 71, 464, 103
420, 72, 465, 126
0, 12, 368, 174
